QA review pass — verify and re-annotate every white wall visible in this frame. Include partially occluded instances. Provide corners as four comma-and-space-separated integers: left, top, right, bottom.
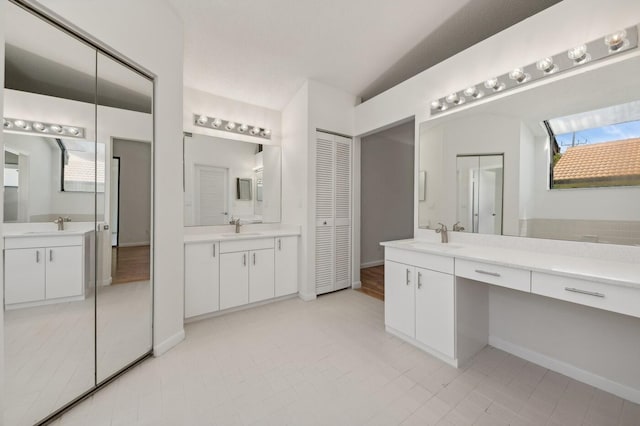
281, 82, 309, 298
184, 87, 281, 145
31, 0, 186, 357
0, 0, 5, 415
113, 139, 151, 246
360, 126, 414, 267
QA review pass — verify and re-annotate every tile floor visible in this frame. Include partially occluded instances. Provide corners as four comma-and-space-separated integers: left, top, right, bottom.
49, 290, 640, 426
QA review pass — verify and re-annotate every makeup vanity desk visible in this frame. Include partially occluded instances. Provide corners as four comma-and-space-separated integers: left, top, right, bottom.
381, 238, 640, 400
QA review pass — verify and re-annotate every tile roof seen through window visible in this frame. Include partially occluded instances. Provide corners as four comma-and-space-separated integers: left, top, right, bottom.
553, 138, 640, 182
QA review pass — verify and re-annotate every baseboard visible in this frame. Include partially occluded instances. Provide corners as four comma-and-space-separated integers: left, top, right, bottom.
153, 329, 185, 357
361, 260, 384, 269
117, 241, 150, 248
298, 291, 317, 301
352, 281, 362, 289
489, 336, 640, 404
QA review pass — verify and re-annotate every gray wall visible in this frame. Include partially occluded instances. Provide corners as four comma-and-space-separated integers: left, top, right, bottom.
360, 121, 414, 267
113, 139, 151, 246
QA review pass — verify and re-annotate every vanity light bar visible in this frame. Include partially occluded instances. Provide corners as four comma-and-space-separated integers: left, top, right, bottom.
193, 114, 272, 140
3, 117, 86, 139
430, 26, 639, 116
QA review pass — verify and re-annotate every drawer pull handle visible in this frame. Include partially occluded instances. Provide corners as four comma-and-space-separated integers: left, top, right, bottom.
243, 254, 247, 266
36, 251, 40, 263
49, 250, 53, 262
406, 269, 410, 285
213, 244, 216, 258
564, 287, 605, 298
417, 272, 422, 289
475, 269, 501, 277
253, 253, 256, 265
278, 239, 282, 250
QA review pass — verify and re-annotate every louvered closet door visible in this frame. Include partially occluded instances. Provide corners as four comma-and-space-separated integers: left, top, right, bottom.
334, 136, 351, 291
315, 134, 335, 294
315, 132, 351, 295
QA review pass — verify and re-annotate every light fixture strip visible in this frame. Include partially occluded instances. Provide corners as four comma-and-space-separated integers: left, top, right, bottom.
3, 117, 86, 139
193, 114, 272, 140
430, 25, 639, 116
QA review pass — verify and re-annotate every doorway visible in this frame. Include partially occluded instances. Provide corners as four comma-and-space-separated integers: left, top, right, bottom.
111, 156, 120, 246
194, 164, 229, 225
359, 120, 415, 300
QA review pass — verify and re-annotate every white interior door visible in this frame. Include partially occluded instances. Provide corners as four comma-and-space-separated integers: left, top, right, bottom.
195, 165, 228, 225
334, 137, 351, 291
315, 135, 335, 294
478, 155, 503, 235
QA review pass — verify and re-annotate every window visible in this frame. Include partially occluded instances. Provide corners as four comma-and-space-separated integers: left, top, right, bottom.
546, 100, 640, 189
58, 139, 105, 192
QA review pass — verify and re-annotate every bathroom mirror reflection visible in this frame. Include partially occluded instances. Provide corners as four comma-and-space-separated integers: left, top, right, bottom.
419, 52, 640, 245
184, 133, 282, 226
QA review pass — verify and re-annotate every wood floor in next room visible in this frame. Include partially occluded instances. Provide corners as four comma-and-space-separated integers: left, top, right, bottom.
111, 245, 151, 284
358, 265, 384, 300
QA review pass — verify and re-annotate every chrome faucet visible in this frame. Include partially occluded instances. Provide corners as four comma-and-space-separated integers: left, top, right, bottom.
453, 221, 465, 232
435, 222, 448, 243
53, 216, 70, 231
230, 216, 242, 233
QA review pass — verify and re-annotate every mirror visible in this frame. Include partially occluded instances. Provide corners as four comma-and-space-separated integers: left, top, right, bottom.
419, 52, 640, 245
3, 3, 154, 424
184, 133, 281, 226
3, 3, 96, 424
95, 52, 153, 383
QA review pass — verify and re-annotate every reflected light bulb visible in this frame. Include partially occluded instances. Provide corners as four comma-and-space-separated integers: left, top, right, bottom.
604, 30, 627, 52
212, 118, 222, 128
225, 121, 236, 131
50, 124, 63, 133
238, 124, 248, 133
196, 115, 208, 125
568, 45, 589, 64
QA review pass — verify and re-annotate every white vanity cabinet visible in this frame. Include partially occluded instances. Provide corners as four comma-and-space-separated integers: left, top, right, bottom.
219, 238, 275, 309
184, 242, 220, 318
385, 248, 455, 359
274, 236, 298, 297
4, 234, 86, 307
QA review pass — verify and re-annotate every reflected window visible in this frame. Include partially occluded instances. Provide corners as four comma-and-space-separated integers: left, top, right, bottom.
58, 139, 105, 192
546, 100, 640, 189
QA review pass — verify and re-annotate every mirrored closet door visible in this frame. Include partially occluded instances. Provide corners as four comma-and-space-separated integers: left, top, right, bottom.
3, 1, 154, 424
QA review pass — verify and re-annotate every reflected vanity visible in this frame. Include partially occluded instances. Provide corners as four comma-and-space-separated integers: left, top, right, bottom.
3, 2, 153, 424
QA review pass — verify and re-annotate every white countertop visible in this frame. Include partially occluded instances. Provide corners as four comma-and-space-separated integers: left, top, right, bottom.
382, 239, 640, 289
3, 229, 91, 238
184, 229, 300, 243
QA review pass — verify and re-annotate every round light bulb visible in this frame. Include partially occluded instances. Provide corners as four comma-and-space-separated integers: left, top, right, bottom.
445, 93, 464, 105
50, 124, 63, 133
463, 86, 482, 99
568, 45, 589, 64
238, 124, 248, 133
212, 118, 222, 128
67, 127, 79, 136
225, 121, 236, 131
430, 100, 442, 110
536, 57, 556, 74
14, 120, 27, 129
196, 115, 208, 125
261, 129, 271, 138
604, 30, 627, 52
250, 126, 261, 135
484, 78, 504, 92
3, 119, 13, 129
509, 68, 529, 84
33, 122, 46, 132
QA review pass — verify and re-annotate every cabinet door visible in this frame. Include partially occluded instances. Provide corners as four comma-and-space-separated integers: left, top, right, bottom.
220, 251, 249, 310
5, 248, 46, 304
45, 246, 83, 299
384, 261, 415, 338
185, 242, 220, 318
249, 249, 275, 303
274, 236, 298, 297
415, 268, 454, 358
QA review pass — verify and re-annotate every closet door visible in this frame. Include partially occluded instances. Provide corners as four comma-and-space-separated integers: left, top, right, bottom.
334, 136, 352, 291
315, 132, 352, 295
315, 134, 335, 294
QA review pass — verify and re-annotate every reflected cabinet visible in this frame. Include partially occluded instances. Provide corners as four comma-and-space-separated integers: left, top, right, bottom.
3, 2, 154, 425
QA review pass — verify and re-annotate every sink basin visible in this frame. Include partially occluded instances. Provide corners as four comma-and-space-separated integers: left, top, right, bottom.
219, 232, 262, 237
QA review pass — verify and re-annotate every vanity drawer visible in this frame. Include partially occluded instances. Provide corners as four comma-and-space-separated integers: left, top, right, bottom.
455, 259, 530, 292
4, 235, 83, 249
385, 247, 453, 274
531, 272, 640, 318
220, 238, 274, 254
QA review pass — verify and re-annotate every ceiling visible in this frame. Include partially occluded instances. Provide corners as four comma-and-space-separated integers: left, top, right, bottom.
167, 0, 562, 111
